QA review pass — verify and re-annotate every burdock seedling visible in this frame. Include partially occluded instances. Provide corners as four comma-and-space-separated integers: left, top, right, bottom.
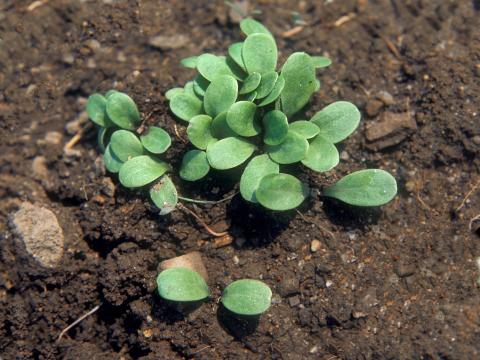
156, 267, 210, 304
221, 279, 272, 317
167, 19, 397, 211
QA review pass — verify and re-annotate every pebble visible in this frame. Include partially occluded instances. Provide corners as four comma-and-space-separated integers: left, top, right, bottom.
310, 239, 321, 253
277, 274, 300, 297
288, 296, 300, 307
159, 251, 209, 282
148, 34, 189, 50
11, 202, 64, 268
365, 99, 383, 117
376, 90, 395, 105
339, 150, 350, 161
85, 39, 101, 52
44, 131, 63, 145
472, 135, 480, 145
101, 177, 115, 197
394, 262, 416, 278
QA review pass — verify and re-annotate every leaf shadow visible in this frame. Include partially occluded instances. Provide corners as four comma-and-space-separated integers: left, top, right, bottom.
216, 304, 260, 340
322, 197, 382, 229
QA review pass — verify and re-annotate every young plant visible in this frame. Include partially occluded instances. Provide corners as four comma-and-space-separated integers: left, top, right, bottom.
86, 90, 178, 214
156, 267, 210, 303
166, 19, 397, 210
221, 279, 272, 317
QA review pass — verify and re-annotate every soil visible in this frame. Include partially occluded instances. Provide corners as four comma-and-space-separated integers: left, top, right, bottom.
1, 0, 480, 359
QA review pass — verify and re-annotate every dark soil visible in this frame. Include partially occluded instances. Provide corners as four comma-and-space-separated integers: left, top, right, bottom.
1, 0, 480, 359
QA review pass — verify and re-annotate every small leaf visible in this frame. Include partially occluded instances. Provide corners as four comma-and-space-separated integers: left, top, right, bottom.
197, 54, 236, 81
165, 88, 184, 100
311, 56, 332, 68
140, 126, 171, 154
103, 144, 123, 173
280, 52, 316, 117
239, 72, 261, 94
204, 75, 238, 118
193, 74, 209, 97
267, 131, 309, 164
255, 71, 278, 99
150, 175, 178, 215
256, 173, 309, 211
323, 169, 397, 206
242, 33, 277, 75
221, 279, 271, 316
180, 56, 198, 68
110, 129, 144, 162
228, 42, 247, 71
180, 150, 210, 181
206, 137, 256, 170
257, 75, 285, 107
263, 110, 288, 145
106, 92, 141, 130
87, 94, 114, 127
226, 101, 260, 137
240, 18, 273, 37
169, 93, 203, 122
289, 121, 320, 139
240, 155, 279, 203
211, 112, 237, 139
119, 155, 169, 188
184, 81, 197, 97
187, 115, 217, 150
301, 135, 339, 172
157, 268, 209, 302
310, 101, 361, 143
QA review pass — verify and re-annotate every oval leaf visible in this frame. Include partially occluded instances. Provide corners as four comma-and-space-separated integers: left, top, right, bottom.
256, 71, 278, 99
211, 112, 237, 139
179, 150, 210, 181
140, 126, 171, 154
187, 115, 217, 150
204, 75, 238, 118
289, 120, 320, 139
256, 173, 309, 211
301, 135, 339, 172
240, 155, 279, 203
105, 89, 119, 98
310, 101, 361, 143
323, 169, 397, 206
221, 279, 271, 316
157, 268, 209, 302
170, 93, 203, 122
240, 18, 272, 37
106, 92, 141, 130
150, 175, 178, 215
184, 81, 196, 97
119, 155, 169, 188
180, 56, 198, 68
103, 144, 123, 173
267, 131, 309, 164
263, 110, 288, 145
239, 72, 261, 94
228, 42, 246, 71
197, 54, 236, 81
258, 75, 285, 107
206, 137, 256, 170
226, 101, 260, 137
87, 94, 113, 127
311, 56, 332, 68
110, 130, 144, 162
242, 33, 277, 75
165, 87, 184, 100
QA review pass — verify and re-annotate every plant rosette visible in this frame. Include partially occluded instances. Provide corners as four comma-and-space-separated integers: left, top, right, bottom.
166, 19, 397, 211
86, 90, 177, 215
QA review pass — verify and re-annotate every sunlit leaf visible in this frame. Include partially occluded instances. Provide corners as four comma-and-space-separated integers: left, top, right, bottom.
180, 56, 198, 68
221, 279, 271, 316
169, 93, 203, 122
109, 129, 144, 162
204, 75, 238, 118
228, 42, 247, 71
179, 150, 210, 181
289, 121, 320, 139
301, 135, 339, 172
119, 155, 170, 188
242, 33, 277, 75
157, 268, 209, 302
256, 173, 309, 210
240, 154, 279, 203
267, 131, 309, 164
206, 137, 256, 170
106, 92, 141, 130
149, 175, 178, 215
187, 115, 217, 150
257, 75, 285, 107
140, 126, 171, 154
87, 94, 114, 127
165, 87, 184, 100
311, 56, 332, 68
226, 101, 260, 137
197, 53, 236, 81
240, 18, 273, 37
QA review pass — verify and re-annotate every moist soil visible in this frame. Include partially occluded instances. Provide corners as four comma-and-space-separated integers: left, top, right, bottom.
1, 1, 480, 359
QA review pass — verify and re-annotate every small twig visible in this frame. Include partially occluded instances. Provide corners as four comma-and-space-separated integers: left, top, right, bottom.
456, 180, 480, 212
177, 203, 228, 237
64, 122, 93, 150
178, 192, 238, 205
378, 34, 402, 59
27, 0, 48, 12
282, 26, 304, 38
191, 345, 212, 355
333, 12, 356, 27
57, 304, 101, 341
173, 123, 187, 143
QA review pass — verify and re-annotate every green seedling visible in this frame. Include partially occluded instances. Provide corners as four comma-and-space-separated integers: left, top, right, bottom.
156, 267, 210, 303
221, 279, 272, 317
167, 19, 397, 210
86, 90, 177, 215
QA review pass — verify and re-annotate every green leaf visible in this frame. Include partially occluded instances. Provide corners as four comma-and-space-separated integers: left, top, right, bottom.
187, 115, 217, 150
323, 169, 397, 206
242, 33, 277, 75
239, 72, 261, 94
240, 18, 273, 37
193, 74, 209, 97
311, 56, 332, 68
86, 94, 114, 127
263, 110, 288, 146
289, 120, 320, 139
180, 150, 210, 181
157, 268, 209, 302
119, 155, 169, 188
204, 75, 238, 118
240, 155, 279, 203
140, 126, 171, 154
184, 81, 196, 97
165, 87, 184, 100
109, 129, 144, 162
197, 54, 236, 81
301, 135, 339, 172
315, 79, 320, 91
255, 71, 278, 99
310, 101, 361, 143
180, 56, 198, 68
257, 75, 285, 107
211, 112, 237, 139
105, 89, 119, 98
221, 279, 271, 316
150, 175, 178, 215
228, 42, 247, 71
245, 91, 257, 102
169, 93, 203, 122
226, 57, 247, 81
106, 92, 141, 130
267, 131, 309, 164
256, 173, 309, 211
226, 101, 260, 137
206, 137, 256, 170
97, 127, 113, 153
103, 144, 123, 173
280, 52, 317, 117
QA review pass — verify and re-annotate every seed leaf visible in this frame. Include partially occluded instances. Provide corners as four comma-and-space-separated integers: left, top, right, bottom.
184, 81, 197, 97
289, 120, 320, 139
256, 71, 278, 99
193, 75, 209, 97
106, 92, 141, 130
301, 135, 339, 172
240, 72, 261, 94
206, 137, 256, 170
311, 56, 332, 68
204, 75, 238, 118
310, 101, 361, 143
110, 129, 144, 162
221, 279, 271, 316
256, 173, 309, 210
140, 126, 171, 154
103, 144, 123, 173
180, 56, 198, 68
258, 75, 285, 107
119, 155, 169, 188
180, 150, 210, 181
323, 169, 397, 206
226, 101, 260, 137
105, 90, 119, 98
149, 175, 178, 215
240, 18, 273, 37
228, 42, 247, 71
267, 131, 309, 164
157, 268, 209, 302
240, 155, 279, 203
211, 112, 237, 139
165, 87, 184, 100
187, 115, 217, 150
263, 110, 288, 145
87, 94, 114, 127
170, 93, 203, 122
197, 54, 236, 81
243, 33, 277, 75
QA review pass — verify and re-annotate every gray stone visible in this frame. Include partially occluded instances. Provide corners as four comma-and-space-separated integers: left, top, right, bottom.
277, 273, 300, 297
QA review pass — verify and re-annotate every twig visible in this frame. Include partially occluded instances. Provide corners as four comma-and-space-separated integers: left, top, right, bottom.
456, 180, 480, 212
64, 122, 93, 150
378, 34, 402, 59
173, 123, 187, 143
177, 203, 228, 237
57, 304, 101, 341
178, 192, 238, 205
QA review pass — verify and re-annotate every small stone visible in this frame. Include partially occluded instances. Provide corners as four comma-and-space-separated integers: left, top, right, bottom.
101, 177, 115, 197
85, 39, 101, 52
62, 53, 75, 65
394, 262, 416, 278
66, 111, 88, 135
365, 99, 383, 117
315, 263, 332, 274
352, 311, 368, 319
339, 150, 350, 161
278, 273, 300, 297
233, 255, 239, 265
288, 296, 300, 307
44, 131, 63, 145
310, 239, 321, 253
376, 90, 395, 105
148, 34, 189, 50
159, 251, 209, 282
472, 135, 480, 145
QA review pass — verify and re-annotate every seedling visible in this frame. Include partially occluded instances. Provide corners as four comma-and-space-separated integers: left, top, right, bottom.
221, 279, 272, 317
167, 19, 397, 211
86, 90, 177, 214
156, 267, 210, 303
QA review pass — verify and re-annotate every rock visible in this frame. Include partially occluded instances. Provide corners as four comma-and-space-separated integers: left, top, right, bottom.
315, 263, 333, 275
339, 150, 350, 161
394, 262, 416, 278
277, 273, 300, 297
148, 34, 189, 50
288, 296, 300, 307
85, 39, 101, 52
376, 90, 395, 105
365, 111, 417, 150
365, 99, 383, 117
11, 202, 64, 268
310, 239, 321, 253
159, 251, 209, 282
